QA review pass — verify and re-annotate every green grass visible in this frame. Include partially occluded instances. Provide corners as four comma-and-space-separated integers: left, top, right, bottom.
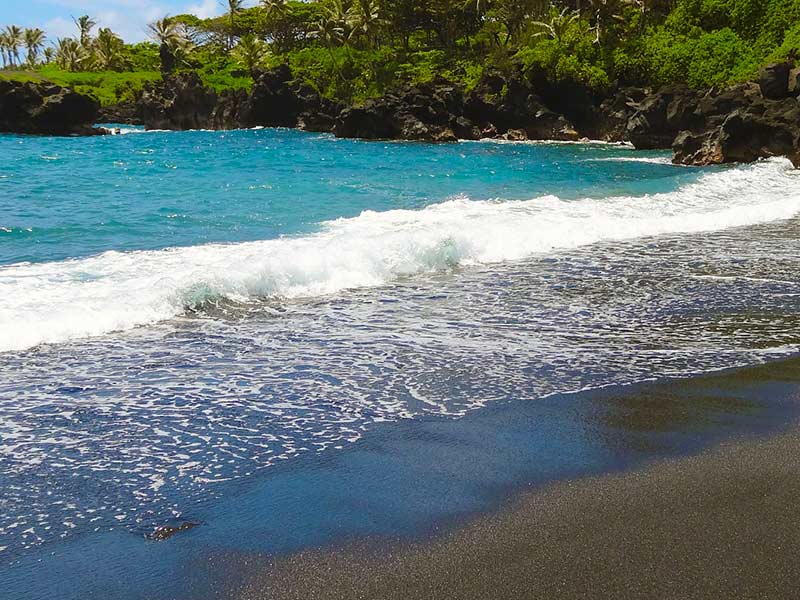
0, 70, 47, 84
0, 65, 253, 105
197, 70, 252, 94
0, 66, 161, 106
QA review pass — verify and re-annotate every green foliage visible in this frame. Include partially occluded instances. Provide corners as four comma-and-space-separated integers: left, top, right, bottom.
234, 34, 270, 78
770, 22, 800, 61
682, 28, 759, 87
199, 67, 252, 93
0, 70, 42, 83
516, 12, 611, 91
35, 65, 160, 105
630, 0, 799, 87
392, 49, 448, 84
190, 46, 252, 91
262, 2, 325, 52
4, 0, 800, 106
122, 43, 160, 72
283, 45, 397, 102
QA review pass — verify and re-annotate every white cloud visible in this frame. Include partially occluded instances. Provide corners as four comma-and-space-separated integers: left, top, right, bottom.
184, 0, 220, 19
36, 0, 170, 43
43, 17, 75, 41
25, 0, 257, 44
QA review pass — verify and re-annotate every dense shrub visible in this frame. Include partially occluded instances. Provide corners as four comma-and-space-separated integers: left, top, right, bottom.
35, 66, 160, 105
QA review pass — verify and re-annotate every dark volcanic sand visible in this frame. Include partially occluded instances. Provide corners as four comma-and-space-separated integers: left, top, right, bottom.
236, 361, 800, 600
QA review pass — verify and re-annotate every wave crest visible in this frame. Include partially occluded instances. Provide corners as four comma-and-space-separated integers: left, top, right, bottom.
1, 158, 798, 353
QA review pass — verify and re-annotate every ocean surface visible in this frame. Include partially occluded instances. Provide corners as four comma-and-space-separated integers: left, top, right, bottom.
2, 127, 800, 598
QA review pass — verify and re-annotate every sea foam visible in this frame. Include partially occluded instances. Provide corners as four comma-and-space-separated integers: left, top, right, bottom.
1, 158, 798, 353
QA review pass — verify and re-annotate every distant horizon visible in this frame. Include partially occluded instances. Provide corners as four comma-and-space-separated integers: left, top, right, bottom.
0, 0, 257, 45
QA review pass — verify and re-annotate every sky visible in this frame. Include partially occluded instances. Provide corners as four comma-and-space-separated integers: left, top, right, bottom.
0, 0, 258, 44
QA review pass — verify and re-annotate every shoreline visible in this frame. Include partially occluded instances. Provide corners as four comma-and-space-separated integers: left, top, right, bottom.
105, 124, 638, 148
245, 427, 800, 600
3, 355, 800, 599
5, 62, 800, 168
230, 358, 800, 600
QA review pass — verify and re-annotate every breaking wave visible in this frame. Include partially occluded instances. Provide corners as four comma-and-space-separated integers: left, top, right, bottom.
2, 158, 798, 353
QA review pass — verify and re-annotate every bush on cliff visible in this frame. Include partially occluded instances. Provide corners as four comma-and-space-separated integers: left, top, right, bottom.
632, 26, 758, 87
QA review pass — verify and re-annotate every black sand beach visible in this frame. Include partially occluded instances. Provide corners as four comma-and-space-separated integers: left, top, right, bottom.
236, 359, 800, 600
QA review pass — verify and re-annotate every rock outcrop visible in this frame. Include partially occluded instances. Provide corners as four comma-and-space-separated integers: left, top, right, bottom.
332, 71, 582, 143
146, 520, 200, 541
135, 66, 338, 132
609, 63, 800, 167
465, 71, 581, 141
120, 61, 800, 168
593, 87, 647, 141
626, 84, 704, 149
136, 72, 219, 130
0, 79, 103, 135
670, 67, 800, 167
97, 99, 139, 125
673, 102, 800, 167
238, 65, 304, 128
758, 62, 792, 100
333, 82, 461, 142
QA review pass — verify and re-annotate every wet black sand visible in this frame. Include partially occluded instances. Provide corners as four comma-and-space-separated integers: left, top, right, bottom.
235, 359, 800, 600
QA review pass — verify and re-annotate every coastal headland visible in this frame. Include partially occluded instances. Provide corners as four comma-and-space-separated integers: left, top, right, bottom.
4, 61, 800, 169
3, 1, 800, 166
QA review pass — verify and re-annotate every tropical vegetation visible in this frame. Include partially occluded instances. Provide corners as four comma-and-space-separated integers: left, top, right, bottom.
2, 0, 800, 106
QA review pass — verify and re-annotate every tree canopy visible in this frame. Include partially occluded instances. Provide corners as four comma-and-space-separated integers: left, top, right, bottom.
3, 0, 800, 105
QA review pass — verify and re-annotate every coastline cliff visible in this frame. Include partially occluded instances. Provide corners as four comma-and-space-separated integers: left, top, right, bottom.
124, 61, 800, 167
2, 61, 799, 168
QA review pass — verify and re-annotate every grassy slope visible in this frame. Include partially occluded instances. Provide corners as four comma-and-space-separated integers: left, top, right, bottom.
0, 66, 161, 106
0, 65, 253, 106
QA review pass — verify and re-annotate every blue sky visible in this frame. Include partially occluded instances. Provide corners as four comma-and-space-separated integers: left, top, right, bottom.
0, 0, 258, 44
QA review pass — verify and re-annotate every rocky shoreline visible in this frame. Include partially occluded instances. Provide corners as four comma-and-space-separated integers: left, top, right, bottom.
4, 62, 800, 167
0, 79, 109, 136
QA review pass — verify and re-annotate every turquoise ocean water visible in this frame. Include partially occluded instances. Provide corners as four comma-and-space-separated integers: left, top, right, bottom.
1, 127, 800, 598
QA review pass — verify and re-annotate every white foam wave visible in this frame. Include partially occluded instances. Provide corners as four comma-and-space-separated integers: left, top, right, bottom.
586, 156, 675, 165
115, 126, 288, 135
117, 128, 166, 134
2, 158, 798, 353
467, 138, 633, 147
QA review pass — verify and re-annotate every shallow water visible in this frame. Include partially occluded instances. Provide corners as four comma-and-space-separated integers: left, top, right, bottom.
1, 128, 800, 596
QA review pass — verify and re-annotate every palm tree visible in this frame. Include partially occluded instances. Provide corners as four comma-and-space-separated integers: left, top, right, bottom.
314, 4, 348, 81
224, 0, 245, 50
429, 0, 460, 48
74, 15, 97, 49
583, 0, 629, 44
471, 0, 488, 15
463, 0, 490, 32
316, 14, 345, 50
4, 25, 24, 67
347, 0, 385, 49
148, 17, 183, 47
320, 0, 351, 44
531, 7, 581, 43
0, 32, 10, 68
24, 28, 46, 68
43, 47, 55, 64
234, 33, 269, 78
261, 0, 287, 17
487, 0, 549, 45
55, 38, 88, 72
148, 17, 194, 71
93, 28, 124, 70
